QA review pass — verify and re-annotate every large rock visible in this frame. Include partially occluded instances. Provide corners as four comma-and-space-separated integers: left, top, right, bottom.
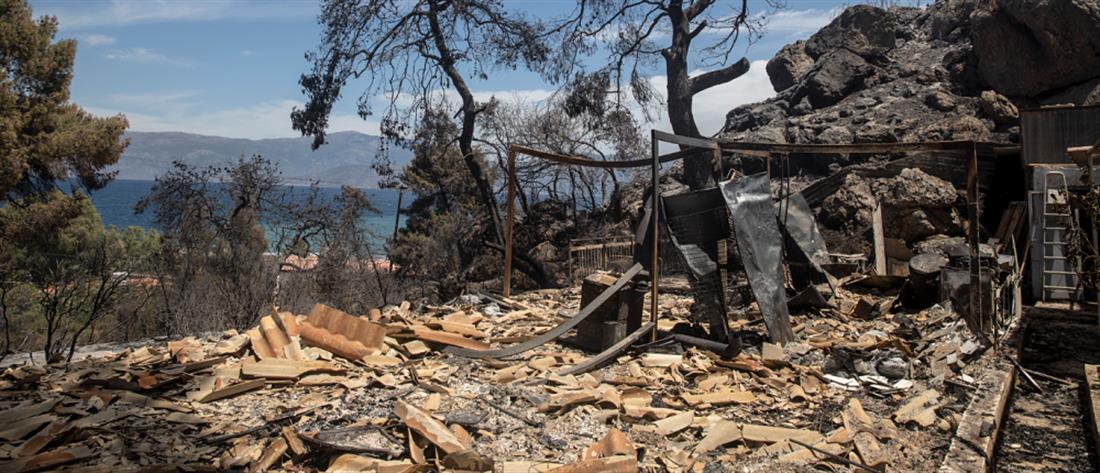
924, 0, 977, 40
803, 49, 872, 109
971, 0, 1100, 97
978, 90, 1018, 125
766, 41, 814, 92
724, 101, 786, 133
805, 5, 897, 59
870, 168, 958, 209
916, 115, 993, 142
819, 169, 961, 242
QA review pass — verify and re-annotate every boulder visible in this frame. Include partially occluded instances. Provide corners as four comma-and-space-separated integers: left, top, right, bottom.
803, 49, 872, 109
916, 115, 993, 142
805, 5, 897, 59
924, 90, 957, 112
884, 207, 962, 243
1041, 78, 1100, 106
978, 90, 1018, 125
724, 101, 786, 133
924, 0, 977, 40
971, 0, 1100, 97
819, 169, 961, 242
871, 168, 958, 209
820, 174, 877, 230
766, 41, 814, 92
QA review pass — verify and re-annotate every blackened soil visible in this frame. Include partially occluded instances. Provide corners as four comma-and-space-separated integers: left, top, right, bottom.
995, 307, 1100, 473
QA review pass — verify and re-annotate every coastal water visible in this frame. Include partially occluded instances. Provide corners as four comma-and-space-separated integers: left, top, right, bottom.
88, 179, 404, 253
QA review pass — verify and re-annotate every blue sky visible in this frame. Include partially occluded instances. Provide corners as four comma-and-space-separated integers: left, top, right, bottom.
31, 0, 863, 140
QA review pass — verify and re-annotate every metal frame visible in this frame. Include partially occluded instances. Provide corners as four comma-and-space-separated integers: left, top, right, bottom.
500, 134, 996, 343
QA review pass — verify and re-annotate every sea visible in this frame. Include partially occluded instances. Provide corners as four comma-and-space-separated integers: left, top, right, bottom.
88, 179, 405, 254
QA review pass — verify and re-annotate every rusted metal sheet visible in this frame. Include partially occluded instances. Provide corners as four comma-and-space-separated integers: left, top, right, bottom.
1021, 105, 1100, 165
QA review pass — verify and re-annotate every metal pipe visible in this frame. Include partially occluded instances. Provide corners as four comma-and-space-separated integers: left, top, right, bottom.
503, 148, 516, 298
650, 130, 660, 343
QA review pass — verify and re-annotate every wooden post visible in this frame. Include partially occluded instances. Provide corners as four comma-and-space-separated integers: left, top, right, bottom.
391, 186, 405, 272
873, 200, 886, 276
650, 130, 660, 342
967, 142, 982, 338
503, 148, 516, 298
1089, 153, 1099, 325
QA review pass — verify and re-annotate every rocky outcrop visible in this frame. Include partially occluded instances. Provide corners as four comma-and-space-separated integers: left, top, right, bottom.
721, 0, 1100, 245
971, 0, 1100, 97
802, 49, 873, 109
803, 5, 897, 59
730, 0, 1100, 150
766, 41, 813, 92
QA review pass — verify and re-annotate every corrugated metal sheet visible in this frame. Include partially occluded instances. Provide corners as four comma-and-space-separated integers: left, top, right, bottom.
1021, 105, 1100, 165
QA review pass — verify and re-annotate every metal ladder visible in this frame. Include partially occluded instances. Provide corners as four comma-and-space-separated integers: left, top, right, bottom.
1041, 171, 1078, 300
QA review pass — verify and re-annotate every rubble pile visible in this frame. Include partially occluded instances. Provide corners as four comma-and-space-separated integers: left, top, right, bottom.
820, 168, 962, 243
0, 280, 998, 472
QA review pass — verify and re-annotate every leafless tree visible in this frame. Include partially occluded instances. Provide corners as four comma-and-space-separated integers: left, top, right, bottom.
480, 98, 646, 220
552, 0, 783, 189
292, 0, 555, 245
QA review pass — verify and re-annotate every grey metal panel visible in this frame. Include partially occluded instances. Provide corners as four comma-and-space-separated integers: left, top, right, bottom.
1021, 106, 1100, 165
721, 173, 795, 343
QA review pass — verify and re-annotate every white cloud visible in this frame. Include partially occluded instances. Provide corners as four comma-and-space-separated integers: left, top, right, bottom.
105, 47, 192, 67
86, 99, 380, 140
79, 33, 116, 46
39, 0, 315, 30
758, 8, 838, 37
82, 60, 772, 142
641, 60, 774, 137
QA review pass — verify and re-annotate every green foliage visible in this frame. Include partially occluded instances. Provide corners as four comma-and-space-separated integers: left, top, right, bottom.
389, 112, 486, 298
0, 192, 160, 361
0, 0, 128, 199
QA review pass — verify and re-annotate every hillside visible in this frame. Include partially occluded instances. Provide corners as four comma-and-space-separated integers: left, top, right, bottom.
112, 131, 413, 188
721, 0, 1100, 147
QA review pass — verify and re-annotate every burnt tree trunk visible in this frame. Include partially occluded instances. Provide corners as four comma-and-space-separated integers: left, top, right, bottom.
427, 3, 504, 246
427, 3, 554, 288
663, 1, 750, 190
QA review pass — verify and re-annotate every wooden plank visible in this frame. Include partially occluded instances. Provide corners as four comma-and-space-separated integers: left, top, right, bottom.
446, 263, 643, 359
719, 139, 982, 155
1085, 364, 1100, 460
240, 359, 343, 380
652, 130, 719, 150
873, 201, 886, 276
939, 365, 1015, 472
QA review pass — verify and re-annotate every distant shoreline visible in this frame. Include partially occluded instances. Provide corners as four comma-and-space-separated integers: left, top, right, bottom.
87, 179, 405, 254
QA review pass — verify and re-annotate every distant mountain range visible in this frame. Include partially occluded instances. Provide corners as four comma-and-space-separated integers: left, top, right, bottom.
112, 131, 413, 188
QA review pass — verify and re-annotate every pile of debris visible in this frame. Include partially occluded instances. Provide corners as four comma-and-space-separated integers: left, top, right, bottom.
0, 279, 999, 471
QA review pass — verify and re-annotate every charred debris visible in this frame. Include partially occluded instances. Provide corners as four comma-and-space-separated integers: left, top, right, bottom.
7, 122, 1100, 473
